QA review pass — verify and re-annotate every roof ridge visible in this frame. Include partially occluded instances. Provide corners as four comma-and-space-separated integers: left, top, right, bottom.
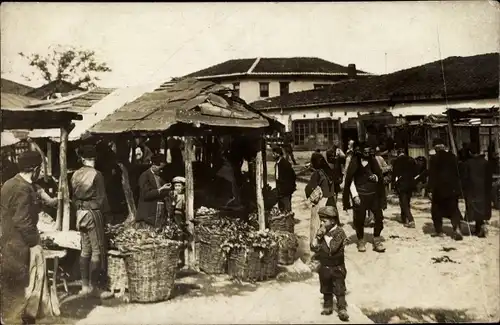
247, 57, 261, 74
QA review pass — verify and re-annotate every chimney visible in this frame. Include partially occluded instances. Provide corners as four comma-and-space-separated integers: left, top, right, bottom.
347, 64, 357, 78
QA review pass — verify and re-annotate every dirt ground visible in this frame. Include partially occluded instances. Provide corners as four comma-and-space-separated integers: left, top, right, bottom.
44, 154, 500, 324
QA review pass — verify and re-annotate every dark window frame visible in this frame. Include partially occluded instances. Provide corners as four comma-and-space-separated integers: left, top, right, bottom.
232, 82, 240, 97
259, 82, 270, 98
279, 82, 290, 96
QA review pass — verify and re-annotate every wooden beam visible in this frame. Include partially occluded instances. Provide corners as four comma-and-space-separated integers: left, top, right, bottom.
120, 163, 137, 224
255, 144, 265, 231
446, 113, 458, 156
184, 136, 197, 270
261, 136, 268, 186
56, 126, 70, 231
47, 141, 53, 177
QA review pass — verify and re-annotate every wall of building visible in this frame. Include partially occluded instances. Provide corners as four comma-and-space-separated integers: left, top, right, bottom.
221, 77, 347, 103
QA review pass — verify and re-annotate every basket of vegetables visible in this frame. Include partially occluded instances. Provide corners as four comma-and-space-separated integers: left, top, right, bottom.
114, 226, 183, 303
274, 231, 299, 265
267, 207, 295, 233
225, 229, 279, 282
196, 218, 254, 274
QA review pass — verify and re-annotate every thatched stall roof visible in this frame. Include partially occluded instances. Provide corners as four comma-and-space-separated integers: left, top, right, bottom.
1, 106, 82, 130
22, 84, 159, 141
446, 106, 499, 120
89, 78, 272, 135
1, 92, 37, 108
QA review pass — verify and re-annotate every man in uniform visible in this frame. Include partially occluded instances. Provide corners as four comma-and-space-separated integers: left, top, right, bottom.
1, 151, 44, 324
71, 145, 112, 297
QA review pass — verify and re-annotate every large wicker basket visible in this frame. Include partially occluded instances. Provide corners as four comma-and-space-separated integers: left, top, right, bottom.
122, 242, 181, 303
198, 233, 227, 274
227, 246, 278, 282
275, 231, 299, 265
107, 250, 128, 292
269, 212, 295, 233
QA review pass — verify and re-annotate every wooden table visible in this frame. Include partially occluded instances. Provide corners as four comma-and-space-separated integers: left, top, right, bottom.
43, 249, 68, 294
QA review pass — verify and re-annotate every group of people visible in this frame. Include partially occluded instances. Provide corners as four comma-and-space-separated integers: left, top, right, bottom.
272, 136, 496, 321
0, 143, 190, 324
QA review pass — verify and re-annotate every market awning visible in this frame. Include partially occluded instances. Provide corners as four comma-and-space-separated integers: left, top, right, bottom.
1, 130, 21, 147
89, 78, 270, 135
1, 106, 83, 130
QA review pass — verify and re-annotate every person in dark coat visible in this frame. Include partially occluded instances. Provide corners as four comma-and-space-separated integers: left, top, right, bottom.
392, 147, 418, 228
1, 151, 44, 324
310, 206, 349, 322
325, 141, 346, 200
427, 138, 463, 240
462, 143, 493, 237
342, 143, 387, 253
305, 152, 338, 249
272, 146, 297, 212
136, 154, 171, 227
282, 132, 297, 165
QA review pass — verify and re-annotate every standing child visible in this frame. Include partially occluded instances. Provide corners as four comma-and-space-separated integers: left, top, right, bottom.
310, 206, 349, 322
171, 176, 187, 267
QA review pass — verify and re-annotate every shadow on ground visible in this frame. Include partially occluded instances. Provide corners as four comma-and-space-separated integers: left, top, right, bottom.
362, 307, 474, 323
421, 222, 475, 237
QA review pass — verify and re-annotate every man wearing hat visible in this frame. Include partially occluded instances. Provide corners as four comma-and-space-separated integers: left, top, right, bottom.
71, 145, 111, 297
310, 206, 349, 322
1, 151, 44, 323
392, 146, 418, 227
272, 146, 297, 213
427, 138, 463, 240
137, 154, 171, 227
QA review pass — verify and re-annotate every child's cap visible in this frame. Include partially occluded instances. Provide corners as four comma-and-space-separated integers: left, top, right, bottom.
318, 206, 338, 219
172, 176, 186, 184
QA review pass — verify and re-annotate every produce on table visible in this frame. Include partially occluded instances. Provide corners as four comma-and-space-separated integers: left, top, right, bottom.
41, 237, 63, 250
195, 206, 219, 216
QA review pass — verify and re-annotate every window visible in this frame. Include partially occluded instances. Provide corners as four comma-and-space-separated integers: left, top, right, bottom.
232, 82, 240, 97
293, 119, 338, 146
259, 82, 269, 98
314, 84, 330, 90
279, 82, 290, 96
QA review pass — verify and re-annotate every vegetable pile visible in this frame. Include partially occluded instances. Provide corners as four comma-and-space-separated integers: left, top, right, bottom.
195, 206, 219, 216
105, 221, 184, 253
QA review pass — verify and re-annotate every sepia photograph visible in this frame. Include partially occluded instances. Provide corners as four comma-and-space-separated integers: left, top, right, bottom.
0, 1, 499, 324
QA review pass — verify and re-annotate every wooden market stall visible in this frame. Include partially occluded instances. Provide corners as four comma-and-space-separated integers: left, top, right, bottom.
86, 78, 283, 269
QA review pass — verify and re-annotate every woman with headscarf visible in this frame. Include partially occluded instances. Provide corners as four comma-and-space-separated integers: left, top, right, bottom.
305, 152, 339, 249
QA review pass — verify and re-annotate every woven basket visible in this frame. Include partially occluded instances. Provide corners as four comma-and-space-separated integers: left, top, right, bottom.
275, 232, 299, 265
227, 246, 278, 282
107, 250, 128, 292
123, 242, 181, 303
198, 233, 227, 274
269, 212, 295, 233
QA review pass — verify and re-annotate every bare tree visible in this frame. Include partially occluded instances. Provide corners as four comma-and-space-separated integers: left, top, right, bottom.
19, 44, 112, 89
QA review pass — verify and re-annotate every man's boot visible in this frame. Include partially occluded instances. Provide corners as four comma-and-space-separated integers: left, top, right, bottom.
373, 237, 386, 253
321, 294, 333, 315
337, 295, 349, 321
79, 256, 92, 295
477, 224, 488, 238
452, 228, 464, 241
356, 239, 366, 252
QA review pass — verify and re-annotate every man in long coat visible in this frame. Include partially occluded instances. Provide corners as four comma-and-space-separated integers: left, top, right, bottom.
273, 146, 297, 212
462, 143, 493, 237
427, 138, 463, 240
1, 151, 44, 324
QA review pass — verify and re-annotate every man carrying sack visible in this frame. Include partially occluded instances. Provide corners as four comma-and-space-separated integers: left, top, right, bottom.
71, 145, 112, 298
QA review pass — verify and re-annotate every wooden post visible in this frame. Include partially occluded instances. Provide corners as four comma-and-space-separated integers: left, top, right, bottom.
356, 119, 364, 143
338, 119, 343, 149
119, 163, 137, 224
184, 136, 196, 269
47, 141, 53, 177
423, 125, 430, 169
446, 112, 458, 156
57, 126, 70, 231
255, 142, 265, 231
261, 136, 268, 186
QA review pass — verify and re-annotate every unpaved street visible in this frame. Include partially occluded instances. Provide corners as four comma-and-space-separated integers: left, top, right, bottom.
72, 181, 499, 325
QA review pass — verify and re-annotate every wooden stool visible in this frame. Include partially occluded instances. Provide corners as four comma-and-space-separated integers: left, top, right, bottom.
44, 249, 68, 294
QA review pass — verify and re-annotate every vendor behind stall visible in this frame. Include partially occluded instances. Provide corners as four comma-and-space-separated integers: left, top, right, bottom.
136, 154, 171, 228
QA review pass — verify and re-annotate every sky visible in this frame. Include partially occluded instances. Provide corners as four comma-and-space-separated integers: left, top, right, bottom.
1, 1, 499, 89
